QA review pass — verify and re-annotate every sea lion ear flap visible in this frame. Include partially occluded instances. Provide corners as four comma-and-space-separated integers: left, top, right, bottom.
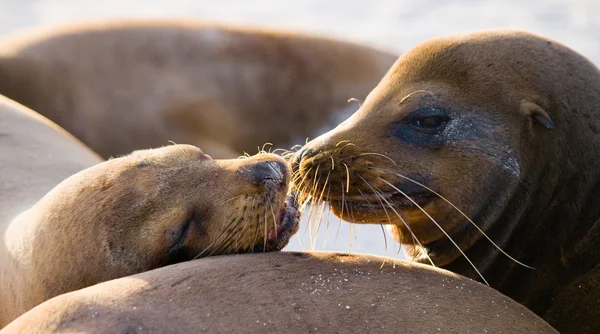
521, 101, 555, 130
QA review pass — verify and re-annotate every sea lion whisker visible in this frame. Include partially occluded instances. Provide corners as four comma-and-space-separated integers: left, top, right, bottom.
357, 152, 398, 166
261, 142, 273, 153
194, 210, 243, 259
295, 166, 315, 196
372, 166, 534, 270
347, 97, 363, 108
357, 187, 389, 258
267, 196, 278, 242
272, 148, 291, 156
237, 204, 255, 252
399, 90, 435, 104
251, 212, 261, 253
304, 165, 323, 240
318, 171, 332, 203
263, 207, 268, 252
312, 171, 332, 239
321, 186, 333, 249
348, 204, 359, 252
291, 172, 304, 186
335, 140, 351, 147
210, 229, 240, 257
342, 142, 357, 150
204, 219, 243, 256
218, 195, 244, 205
356, 175, 434, 266
335, 182, 347, 243
313, 201, 329, 246
195, 216, 243, 259
342, 162, 351, 193
378, 178, 489, 285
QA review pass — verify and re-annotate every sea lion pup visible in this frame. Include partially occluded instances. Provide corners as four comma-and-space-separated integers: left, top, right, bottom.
0, 19, 398, 159
291, 30, 600, 333
1, 252, 557, 333
0, 96, 300, 326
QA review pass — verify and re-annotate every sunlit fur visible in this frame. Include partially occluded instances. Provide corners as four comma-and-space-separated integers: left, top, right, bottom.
0, 144, 297, 326
3, 253, 557, 334
291, 30, 600, 333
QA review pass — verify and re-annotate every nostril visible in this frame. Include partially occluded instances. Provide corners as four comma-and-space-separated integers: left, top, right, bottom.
250, 161, 287, 188
295, 147, 315, 164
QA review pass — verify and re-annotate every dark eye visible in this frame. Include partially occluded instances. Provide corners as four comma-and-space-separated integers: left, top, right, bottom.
389, 106, 451, 145
411, 116, 448, 130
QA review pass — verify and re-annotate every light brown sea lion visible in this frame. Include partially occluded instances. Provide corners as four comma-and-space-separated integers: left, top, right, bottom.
1, 252, 557, 333
291, 30, 600, 333
0, 95, 300, 326
0, 19, 398, 159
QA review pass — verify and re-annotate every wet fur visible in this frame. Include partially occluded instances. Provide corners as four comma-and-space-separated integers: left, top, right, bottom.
292, 30, 600, 333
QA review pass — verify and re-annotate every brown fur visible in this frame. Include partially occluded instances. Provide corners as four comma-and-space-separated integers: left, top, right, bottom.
0, 19, 398, 159
292, 30, 600, 333
0, 95, 299, 326
1, 252, 557, 333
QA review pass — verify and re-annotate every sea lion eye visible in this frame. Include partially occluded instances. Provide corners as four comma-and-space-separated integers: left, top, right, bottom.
390, 106, 451, 145
413, 116, 448, 129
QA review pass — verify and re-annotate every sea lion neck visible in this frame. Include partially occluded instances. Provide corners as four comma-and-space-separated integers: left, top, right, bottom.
442, 75, 600, 318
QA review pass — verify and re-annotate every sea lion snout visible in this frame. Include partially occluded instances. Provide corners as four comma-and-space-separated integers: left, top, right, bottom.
248, 160, 288, 191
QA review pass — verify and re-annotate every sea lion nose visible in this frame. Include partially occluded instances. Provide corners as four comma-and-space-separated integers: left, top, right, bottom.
291, 147, 315, 171
250, 161, 288, 190
297, 147, 315, 163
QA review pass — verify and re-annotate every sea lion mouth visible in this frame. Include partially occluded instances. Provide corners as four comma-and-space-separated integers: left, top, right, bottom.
255, 192, 301, 252
330, 191, 434, 218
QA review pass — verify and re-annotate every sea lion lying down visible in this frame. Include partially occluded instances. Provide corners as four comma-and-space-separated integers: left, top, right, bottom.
0, 95, 299, 326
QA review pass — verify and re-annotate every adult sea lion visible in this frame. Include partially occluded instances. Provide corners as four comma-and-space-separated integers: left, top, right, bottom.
0, 19, 398, 159
1, 252, 557, 333
291, 30, 600, 333
0, 96, 300, 326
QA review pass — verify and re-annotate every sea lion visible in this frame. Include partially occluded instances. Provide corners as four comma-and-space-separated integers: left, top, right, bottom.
0, 19, 398, 159
1, 252, 557, 333
0, 96, 300, 326
291, 30, 600, 333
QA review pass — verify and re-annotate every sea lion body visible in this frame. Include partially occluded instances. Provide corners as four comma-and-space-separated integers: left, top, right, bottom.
0, 20, 398, 158
0, 96, 299, 326
292, 30, 600, 332
1, 252, 557, 333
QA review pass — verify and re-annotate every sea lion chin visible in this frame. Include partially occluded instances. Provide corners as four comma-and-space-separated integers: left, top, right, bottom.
291, 29, 600, 333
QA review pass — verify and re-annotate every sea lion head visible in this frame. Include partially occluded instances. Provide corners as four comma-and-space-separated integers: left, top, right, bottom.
19, 144, 299, 297
291, 30, 600, 277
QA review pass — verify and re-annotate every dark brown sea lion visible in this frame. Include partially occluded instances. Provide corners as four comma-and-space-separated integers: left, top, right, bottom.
0, 19, 398, 159
291, 30, 600, 333
1, 252, 557, 333
0, 95, 299, 326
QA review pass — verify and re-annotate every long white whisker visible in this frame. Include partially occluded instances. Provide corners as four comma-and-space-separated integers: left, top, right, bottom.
371, 166, 534, 270
356, 174, 435, 267
379, 178, 489, 285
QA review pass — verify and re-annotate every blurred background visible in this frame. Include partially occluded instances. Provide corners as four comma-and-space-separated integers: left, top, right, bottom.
1, 0, 598, 259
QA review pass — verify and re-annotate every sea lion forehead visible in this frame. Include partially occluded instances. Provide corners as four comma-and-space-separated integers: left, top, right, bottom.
130, 144, 211, 165
368, 30, 574, 115
389, 30, 571, 85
